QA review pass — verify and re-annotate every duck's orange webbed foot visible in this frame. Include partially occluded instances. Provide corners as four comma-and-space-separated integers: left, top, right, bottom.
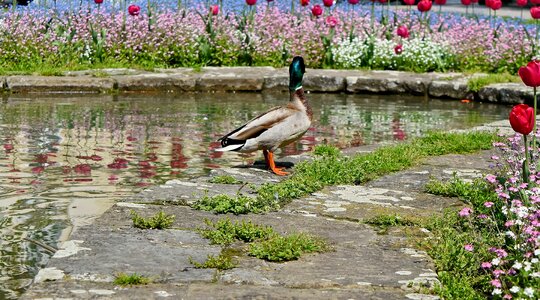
263, 150, 289, 176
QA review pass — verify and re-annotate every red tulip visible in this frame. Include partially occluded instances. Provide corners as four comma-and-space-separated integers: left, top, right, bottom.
531, 6, 540, 19
490, 0, 502, 10
94, 0, 103, 4
531, 0, 540, 5
246, 0, 257, 5
326, 16, 338, 27
519, 60, 540, 87
403, 0, 415, 5
417, 0, 432, 12
434, 0, 446, 4
509, 104, 535, 135
300, 0, 310, 6
210, 5, 219, 15
128, 4, 140, 16
485, 0, 493, 7
461, 0, 471, 5
517, 0, 527, 6
312, 4, 323, 16
397, 25, 409, 38
348, 0, 359, 4
323, 0, 333, 6
394, 44, 403, 55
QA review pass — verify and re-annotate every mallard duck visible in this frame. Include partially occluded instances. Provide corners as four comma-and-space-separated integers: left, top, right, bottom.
215, 56, 312, 176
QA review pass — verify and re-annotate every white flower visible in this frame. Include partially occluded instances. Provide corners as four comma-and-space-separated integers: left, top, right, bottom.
535, 249, 540, 256
492, 258, 501, 266
524, 287, 535, 298
512, 262, 523, 270
506, 231, 516, 239
510, 286, 520, 293
524, 262, 532, 272
531, 258, 539, 264
492, 288, 502, 295
531, 272, 540, 278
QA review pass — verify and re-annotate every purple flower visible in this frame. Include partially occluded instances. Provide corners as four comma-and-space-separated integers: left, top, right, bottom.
484, 201, 494, 208
486, 174, 497, 183
464, 244, 474, 252
481, 262, 492, 269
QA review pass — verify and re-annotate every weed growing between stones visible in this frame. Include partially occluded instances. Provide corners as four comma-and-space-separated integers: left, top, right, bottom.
208, 175, 243, 184
113, 273, 151, 286
189, 253, 237, 270
198, 218, 275, 245
364, 214, 421, 235
192, 132, 497, 215
198, 217, 330, 262
248, 233, 330, 262
130, 210, 175, 229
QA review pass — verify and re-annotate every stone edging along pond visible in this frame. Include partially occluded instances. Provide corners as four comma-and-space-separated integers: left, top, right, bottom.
0, 67, 532, 105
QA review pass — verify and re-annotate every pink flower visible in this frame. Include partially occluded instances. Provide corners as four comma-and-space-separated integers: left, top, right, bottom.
486, 174, 497, 183
481, 262, 492, 269
246, 0, 257, 5
458, 207, 472, 217
491, 279, 502, 288
311, 4, 323, 16
394, 44, 403, 55
397, 25, 409, 38
325, 16, 338, 28
128, 4, 140, 16
464, 244, 474, 252
323, 0, 333, 6
210, 5, 219, 15
505, 220, 514, 227
484, 201, 494, 208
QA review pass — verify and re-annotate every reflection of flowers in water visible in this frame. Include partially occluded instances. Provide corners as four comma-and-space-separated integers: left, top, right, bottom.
107, 157, 129, 169
170, 142, 188, 169
392, 117, 406, 141
73, 164, 92, 175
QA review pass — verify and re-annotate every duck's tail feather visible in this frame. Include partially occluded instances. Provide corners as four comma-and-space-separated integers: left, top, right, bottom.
215, 137, 245, 152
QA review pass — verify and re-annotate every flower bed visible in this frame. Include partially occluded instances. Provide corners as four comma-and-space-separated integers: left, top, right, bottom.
0, 0, 535, 74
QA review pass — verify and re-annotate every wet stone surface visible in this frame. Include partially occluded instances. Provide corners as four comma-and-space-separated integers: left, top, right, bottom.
21, 131, 505, 300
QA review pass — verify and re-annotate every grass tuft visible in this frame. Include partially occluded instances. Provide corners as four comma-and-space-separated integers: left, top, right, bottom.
364, 214, 421, 234
198, 218, 275, 245
113, 273, 151, 286
467, 73, 520, 92
208, 175, 243, 184
189, 253, 237, 270
248, 233, 330, 262
131, 210, 175, 229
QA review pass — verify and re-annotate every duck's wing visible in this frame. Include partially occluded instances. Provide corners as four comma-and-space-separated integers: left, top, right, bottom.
216, 105, 299, 152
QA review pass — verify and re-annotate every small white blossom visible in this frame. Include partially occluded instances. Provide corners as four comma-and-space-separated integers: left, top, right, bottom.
510, 286, 520, 293
512, 262, 523, 270
492, 258, 501, 266
524, 262, 532, 272
531, 258, 539, 264
492, 288, 502, 295
524, 287, 535, 298
535, 249, 540, 256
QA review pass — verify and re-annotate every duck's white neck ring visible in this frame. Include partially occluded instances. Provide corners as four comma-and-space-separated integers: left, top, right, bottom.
295, 86, 303, 91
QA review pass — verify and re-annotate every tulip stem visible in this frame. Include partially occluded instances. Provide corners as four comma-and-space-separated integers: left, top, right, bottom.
534, 86, 538, 155
524, 134, 531, 184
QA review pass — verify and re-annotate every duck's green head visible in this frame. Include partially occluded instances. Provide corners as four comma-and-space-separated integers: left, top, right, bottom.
289, 56, 305, 91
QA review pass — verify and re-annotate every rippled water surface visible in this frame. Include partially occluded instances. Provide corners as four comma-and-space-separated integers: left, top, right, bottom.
0, 92, 509, 298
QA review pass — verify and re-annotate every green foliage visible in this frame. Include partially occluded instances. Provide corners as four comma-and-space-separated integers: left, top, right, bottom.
130, 210, 175, 229
467, 73, 520, 92
208, 175, 243, 184
192, 193, 277, 214
425, 176, 498, 209
313, 144, 342, 157
248, 233, 330, 262
198, 218, 275, 245
113, 273, 151, 286
364, 214, 421, 234
189, 253, 237, 270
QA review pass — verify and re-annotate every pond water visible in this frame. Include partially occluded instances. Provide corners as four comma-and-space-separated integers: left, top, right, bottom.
0, 92, 509, 298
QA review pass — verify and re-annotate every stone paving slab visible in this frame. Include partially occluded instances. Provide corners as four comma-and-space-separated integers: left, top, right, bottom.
0, 68, 532, 104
